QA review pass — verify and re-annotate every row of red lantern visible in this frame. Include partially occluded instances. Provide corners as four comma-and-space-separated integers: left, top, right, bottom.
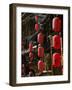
38, 53, 61, 69
36, 16, 44, 58
38, 52, 61, 70
29, 16, 39, 62
35, 15, 45, 73
52, 17, 62, 68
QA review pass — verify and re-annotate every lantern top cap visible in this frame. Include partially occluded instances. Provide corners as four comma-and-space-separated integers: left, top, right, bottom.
53, 17, 60, 19
53, 34, 60, 37
53, 53, 61, 56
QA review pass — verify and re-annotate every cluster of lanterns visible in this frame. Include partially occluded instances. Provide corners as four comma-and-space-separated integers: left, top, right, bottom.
35, 15, 45, 73
52, 17, 62, 68
29, 15, 62, 74
29, 15, 45, 73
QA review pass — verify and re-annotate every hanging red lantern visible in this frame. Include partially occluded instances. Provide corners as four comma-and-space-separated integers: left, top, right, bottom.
52, 53, 61, 67
52, 17, 61, 32
35, 15, 39, 22
29, 52, 34, 62
35, 23, 39, 32
52, 35, 61, 50
38, 60, 45, 72
37, 32, 44, 44
38, 44, 44, 58
29, 42, 33, 52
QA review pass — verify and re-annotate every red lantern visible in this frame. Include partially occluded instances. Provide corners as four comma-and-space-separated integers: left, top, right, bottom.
29, 42, 33, 52
38, 44, 44, 58
35, 23, 39, 32
52, 35, 61, 49
52, 53, 61, 67
52, 17, 61, 32
35, 15, 39, 22
37, 32, 44, 44
29, 52, 34, 62
38, 60, 45, 72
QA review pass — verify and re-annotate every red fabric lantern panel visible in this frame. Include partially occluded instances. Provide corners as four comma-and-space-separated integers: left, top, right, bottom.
35, 23, 39, 32
29, 42, 33, 52
52, 35, 61, 49
52, 53, 61, 67
38, 45, 44, 58
38, 60, 45, 72
52, 17, 61, 32
29, 52, 34, 62
35, 15, 39, 22
37, 32, 44, 44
